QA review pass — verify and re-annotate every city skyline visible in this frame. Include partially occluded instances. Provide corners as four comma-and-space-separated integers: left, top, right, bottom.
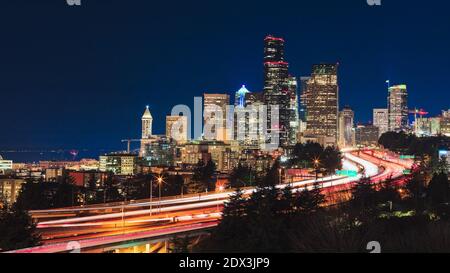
2, 0, 450, 150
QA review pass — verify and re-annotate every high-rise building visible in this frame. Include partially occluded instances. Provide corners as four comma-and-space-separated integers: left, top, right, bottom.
204, 93, 230, 141
288, 76, 299, 144
338, 106, 355, 148
302, 64, 339, 146
262, 35, 295, 147
388, 84, 408, 132
373, 108, 389, 136
166, 115, 188, 143
141, 105, 153, 139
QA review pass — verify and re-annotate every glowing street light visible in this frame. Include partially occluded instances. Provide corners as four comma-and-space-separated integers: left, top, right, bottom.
157, 175, 165, 213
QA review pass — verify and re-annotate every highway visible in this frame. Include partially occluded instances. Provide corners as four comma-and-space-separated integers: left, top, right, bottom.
6, 150, 411, 253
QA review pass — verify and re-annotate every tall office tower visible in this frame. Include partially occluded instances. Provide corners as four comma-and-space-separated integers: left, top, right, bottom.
302, 64, 339, 146
387, 84, 409, 132
373, 108, 389, 136
235, 85, 250, 107
141, 105, 153, 138
166, 115, 188, 143
204, 93, 230, 141
288, 76, 299, 144
262, 35, 294, 147
338, 106, 355, 148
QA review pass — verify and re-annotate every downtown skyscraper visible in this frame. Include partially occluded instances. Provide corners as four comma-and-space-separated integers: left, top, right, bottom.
262, 35, 297, 147
301, 64, 339, 146
387, 84, 408, 132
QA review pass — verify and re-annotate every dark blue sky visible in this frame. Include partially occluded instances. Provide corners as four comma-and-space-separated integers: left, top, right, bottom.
1, 0, 449, 150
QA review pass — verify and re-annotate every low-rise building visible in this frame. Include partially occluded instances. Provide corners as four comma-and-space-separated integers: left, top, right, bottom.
99, 153, 137, 176
0, 155, 13, 175
0, 177, 25, 204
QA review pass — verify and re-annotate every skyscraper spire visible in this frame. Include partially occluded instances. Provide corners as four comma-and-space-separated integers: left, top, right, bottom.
141, 105, 153, 139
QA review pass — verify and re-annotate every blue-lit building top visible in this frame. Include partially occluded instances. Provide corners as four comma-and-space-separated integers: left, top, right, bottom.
235, 85, 250, 107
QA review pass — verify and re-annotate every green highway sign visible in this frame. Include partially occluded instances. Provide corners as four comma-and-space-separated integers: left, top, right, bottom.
400, 155, 415, 159
336, 170, 358, 177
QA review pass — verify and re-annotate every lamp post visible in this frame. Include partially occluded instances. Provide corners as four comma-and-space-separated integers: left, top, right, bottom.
313, 159, 320, 181
149, 178, 153, 216
157, 176, 163, 213
217, 185, 224, 212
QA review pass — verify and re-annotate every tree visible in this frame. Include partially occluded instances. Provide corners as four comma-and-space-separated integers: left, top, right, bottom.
295, 183, 325, 213
102, 174, 122, 203
14, 179, 52, 211
349, 177, 379, 220
260, 159, 280, 187
427, 172, 450, 207
321, 146, 343, 175
279, 185, 295, 214
229, 164, 255, 188
0, 202, 41, 251
187, 160, 217, 193
405, 170, 427, 212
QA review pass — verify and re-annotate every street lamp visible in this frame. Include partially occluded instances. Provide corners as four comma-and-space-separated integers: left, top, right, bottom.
149, 177, 153, 216
217, 185, 224, 211
313, 158, 320, 181
157, 175, 164, 213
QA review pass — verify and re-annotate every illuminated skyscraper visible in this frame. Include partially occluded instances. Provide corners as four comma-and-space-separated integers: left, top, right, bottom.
302, 64, 339, 146
373, 108, 389, 136
204, 93, 230, 141
166, 115, 188, 143
387, 84, 408, 132
288, 76, 299, 144
262, 35, 295, 147
338, 106, 355, 148
141, 105, 153, 139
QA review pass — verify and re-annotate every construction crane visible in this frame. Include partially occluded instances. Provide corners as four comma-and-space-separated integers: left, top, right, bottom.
121, 139, 141, 153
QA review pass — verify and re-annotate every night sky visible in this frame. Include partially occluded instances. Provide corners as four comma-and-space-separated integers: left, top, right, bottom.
1, 0, 449, 151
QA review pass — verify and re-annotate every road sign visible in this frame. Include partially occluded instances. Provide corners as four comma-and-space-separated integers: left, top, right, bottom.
336, 170, 358, 177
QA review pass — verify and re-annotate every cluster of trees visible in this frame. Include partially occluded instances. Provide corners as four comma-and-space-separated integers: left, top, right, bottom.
290, 142, 342, 175
379, 131, 450, 157
0, 200, 40, 251
194, 162, 450, 252
186, 159, 216, 193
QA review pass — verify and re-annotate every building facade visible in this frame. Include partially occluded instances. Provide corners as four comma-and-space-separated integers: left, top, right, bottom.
204, 93, 230, 141
302, 64, 339, 146
338, 106, 355, 148
262, 35, 296, 147
166, 115, 188, 143
388, 85, 409, 132
373, 108, 389, 136
99, 154, 137, 176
